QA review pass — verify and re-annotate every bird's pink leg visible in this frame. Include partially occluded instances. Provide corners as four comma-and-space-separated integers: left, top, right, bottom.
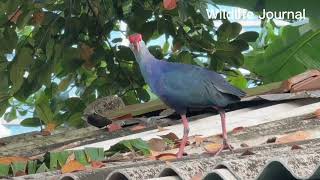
176, 114, 189, 158
212, 108, 233, 156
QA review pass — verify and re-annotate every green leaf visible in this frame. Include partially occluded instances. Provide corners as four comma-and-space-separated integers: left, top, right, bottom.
11, 162, 27, 176
230, 39, 249, 51
67, 112, 84, 128
0, 71, 9, 93
177, 51, 195, 65
158, 18, 176, 36
140, 21, 158, 42
74, 150, 89, 165
0, 13, 7, 25
36, 163, 49, 173
227, 71, 248, 89
122, 90, 139, 105
136, 88, 150, 102
0, 164, 10, 176
209, 55, 224, 71
215, 42, 244, 67
0, 27, 18, 54
122, 0, 132, 16
237, 31, 259, 42
106, 138, 150, 156
0, 98, 9, 117
49, 151, 69, 170
112, 38, 122, 43
116, 45, 135, 61
46, 38, 55, 60
148, 46, 164, 59
17, 11, 33, 29
178, 0, 190, 22
162, 40, 170, 54
217, 22, 242, 41
9, 47, 34, 94
45, 83, 59, 98
0, 60, 8, 72
35, 103, 53, 124
38, 64, 52, 87
18, 109, 28, 116
20, 118, 42, 127
27, 160, 37, 174
61, 47, 82, 73
84, 148, 104, 162
58, 75, 73, 92
35, 94, 54, 124
9, 64, 24, 95
245, 25, 320, 82
4, 107, 17, 121
65, 97, 86, 112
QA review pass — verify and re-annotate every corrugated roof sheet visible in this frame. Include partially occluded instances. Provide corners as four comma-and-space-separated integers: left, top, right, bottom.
28, 138, 320, 180
11, 102, 320, 180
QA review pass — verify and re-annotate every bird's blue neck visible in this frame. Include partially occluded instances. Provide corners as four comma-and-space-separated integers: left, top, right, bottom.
133, 45, 161, 87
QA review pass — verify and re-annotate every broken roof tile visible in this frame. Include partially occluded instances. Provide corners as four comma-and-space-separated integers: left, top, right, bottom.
281, 69, 320, 93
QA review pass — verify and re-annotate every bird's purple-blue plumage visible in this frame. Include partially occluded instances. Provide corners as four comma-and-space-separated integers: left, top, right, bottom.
130, 40, 245, 114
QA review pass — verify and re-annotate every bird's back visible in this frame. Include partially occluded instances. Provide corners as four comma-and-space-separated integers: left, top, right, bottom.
149, 60, 245, 113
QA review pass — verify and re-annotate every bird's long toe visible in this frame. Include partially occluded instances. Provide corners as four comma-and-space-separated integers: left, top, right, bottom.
223, 141, 234, 151
206, 141, 234, 157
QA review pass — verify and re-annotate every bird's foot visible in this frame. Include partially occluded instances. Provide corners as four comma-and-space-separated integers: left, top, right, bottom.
206, 140, 234, 157
222, 141, 234, 152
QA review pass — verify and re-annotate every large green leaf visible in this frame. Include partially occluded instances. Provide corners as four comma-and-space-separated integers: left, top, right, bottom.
0, 164, 10, 176
20, 118, 42, 127
35, 93, 54, 124
217, 22, 242, 41
245, 24, 320, 82
0, 27, 18, 54
36, 163, 49, 173
11, 162, 27, 176
0, 71, 9, 92
0, 99, 9, 117
74, 150, 89, 165
27, 160, 37, 174
84, 148, 105, 162
106, 138, 150, 156
9, 47, 33, 94
49, 151, 70, 170
66, 112, 84, 128
227, 70, 248, 89
65, 97, 86, 112
116, 45, 135, 61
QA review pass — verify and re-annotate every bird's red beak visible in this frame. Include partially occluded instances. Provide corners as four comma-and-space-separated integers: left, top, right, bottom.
129, 33, 142, 52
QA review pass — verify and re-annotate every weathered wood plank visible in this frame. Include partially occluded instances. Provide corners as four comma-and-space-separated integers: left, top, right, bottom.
107, 99, 167, 119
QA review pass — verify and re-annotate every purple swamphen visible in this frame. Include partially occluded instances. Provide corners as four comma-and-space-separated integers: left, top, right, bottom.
128, 33, 246, 158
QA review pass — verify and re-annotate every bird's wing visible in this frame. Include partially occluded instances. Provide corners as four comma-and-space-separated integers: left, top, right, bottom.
156, 65, 235, 108
205, 70, 246, 98
158, 62, 245, 98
